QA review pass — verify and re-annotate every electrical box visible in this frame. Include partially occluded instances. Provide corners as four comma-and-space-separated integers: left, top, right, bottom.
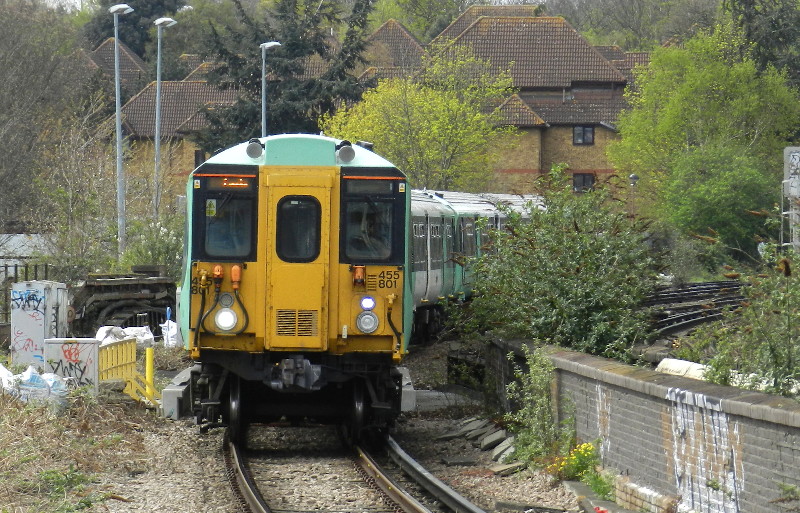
10, 280, 68, 370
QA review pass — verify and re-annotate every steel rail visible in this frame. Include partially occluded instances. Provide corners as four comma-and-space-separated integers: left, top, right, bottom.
227, 438, 271, 513
386, 436, 487, 513
355, 444, 433, 513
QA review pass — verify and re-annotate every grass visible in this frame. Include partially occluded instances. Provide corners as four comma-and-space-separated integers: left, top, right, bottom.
0, 345, 182, 512
0, 390, 160, 512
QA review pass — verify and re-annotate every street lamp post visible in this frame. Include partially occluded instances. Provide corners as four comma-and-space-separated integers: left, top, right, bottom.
260, 41, 281, 138
153, 17, 177, 218
110, 3, 134, 257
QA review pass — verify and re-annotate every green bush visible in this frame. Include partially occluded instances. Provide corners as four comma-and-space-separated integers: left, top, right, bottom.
463, 168, 656, 360
683, 250, 800, 397
505, 345, 574, 464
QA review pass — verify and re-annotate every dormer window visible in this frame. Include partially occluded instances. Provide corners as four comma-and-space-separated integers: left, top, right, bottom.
573, 126, 594, 145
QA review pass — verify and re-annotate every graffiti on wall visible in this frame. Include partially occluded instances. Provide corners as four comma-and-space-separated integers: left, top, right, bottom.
10, 287, 47, 368
44, 339, 99, 393
665, 388, 744, 513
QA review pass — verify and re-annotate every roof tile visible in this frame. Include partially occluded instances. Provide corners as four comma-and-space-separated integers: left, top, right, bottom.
434, 5, 544, 42
121, 81, 238, 138
449, 17, 627, 88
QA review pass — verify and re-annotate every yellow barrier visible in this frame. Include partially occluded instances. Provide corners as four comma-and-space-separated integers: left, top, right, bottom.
98, 338, 161, 406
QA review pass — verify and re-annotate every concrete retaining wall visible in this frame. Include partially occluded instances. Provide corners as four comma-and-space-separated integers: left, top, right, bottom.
489, 341, 800, 513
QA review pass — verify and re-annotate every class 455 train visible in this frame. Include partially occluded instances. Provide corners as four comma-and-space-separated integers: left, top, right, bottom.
178, 134, 538, 444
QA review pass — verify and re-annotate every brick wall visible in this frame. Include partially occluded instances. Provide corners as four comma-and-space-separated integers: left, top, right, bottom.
488, 342, 800, 513
540, 125, 617, 172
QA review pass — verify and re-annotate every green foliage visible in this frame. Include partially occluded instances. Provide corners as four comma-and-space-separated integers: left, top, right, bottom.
464, 169, 655, 359
546, 441, 599, 480
685, 251, 800, 396
724, 0, 800, 87
663, 145, 773, 256
321, 43, 517, 191
547, 0, 720, 49
193, 0, 374, 151
81, 0, 187, 58
610, 22, 799, 178
609, 22, 799, 259
505, 345, 575, 464
28, 97, 119, 283
118, 215, 184, 282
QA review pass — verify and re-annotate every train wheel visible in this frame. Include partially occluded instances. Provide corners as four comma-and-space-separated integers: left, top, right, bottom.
228, 376, 248, 447
339, 380, 366, 447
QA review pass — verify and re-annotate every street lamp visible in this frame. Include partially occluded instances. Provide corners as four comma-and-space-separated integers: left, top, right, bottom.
260, 41, 281, 138
110, 3, 133, 257
153, 17, 177, 218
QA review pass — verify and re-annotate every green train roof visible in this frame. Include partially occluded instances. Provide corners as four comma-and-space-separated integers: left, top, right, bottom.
201, 134, 397, 169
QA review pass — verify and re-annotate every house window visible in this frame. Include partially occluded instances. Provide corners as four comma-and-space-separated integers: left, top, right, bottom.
573, 173, 595, 192
573, 126, 594, 145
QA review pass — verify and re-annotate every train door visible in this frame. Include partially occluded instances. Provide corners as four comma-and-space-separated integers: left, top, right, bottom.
264, 173, 332, 350
442, 219, 455, 297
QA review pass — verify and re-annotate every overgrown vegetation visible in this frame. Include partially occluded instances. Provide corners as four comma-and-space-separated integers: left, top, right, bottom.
675, 248, 800, 397
0, 391, 154, 512
505, 346, 613, 499
456, 168, 657, 360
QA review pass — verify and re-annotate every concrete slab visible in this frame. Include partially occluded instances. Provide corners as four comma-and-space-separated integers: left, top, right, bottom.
492, 436, 515, 460
437, 418, 489, 439
441, 455, 479, 466
466, 423, 497, 440
398, 367, 416, 412
413, 389, 479, 412
160, 366, 196, 420
490, 461, 526, 476
480, 429, 507, 450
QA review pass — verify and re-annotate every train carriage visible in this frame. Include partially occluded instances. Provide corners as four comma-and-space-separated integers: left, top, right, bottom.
180, 135, 411, 443
179, 133, 541, 442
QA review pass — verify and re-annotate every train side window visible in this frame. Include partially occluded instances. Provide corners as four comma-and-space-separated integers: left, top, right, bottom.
276, 196, 321, 262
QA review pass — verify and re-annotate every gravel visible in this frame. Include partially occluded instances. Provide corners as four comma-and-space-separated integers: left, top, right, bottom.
57, 340, 581, 512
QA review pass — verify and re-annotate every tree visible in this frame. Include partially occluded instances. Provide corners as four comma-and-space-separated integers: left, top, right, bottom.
392, 0, 476, 42
0, 0, 92, 226
663, 146, 773, 256
191, 0, 374, 152
82, 0, 187, 58
724, 0, 800, 87
462, 169, 656, 359
544, 0, 719, 49
608, 23, 800, 254
320, 44, 516, 191
28, 96, 119, 282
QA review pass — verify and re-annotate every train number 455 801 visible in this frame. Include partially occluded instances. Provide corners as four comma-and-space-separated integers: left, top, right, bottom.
377, 270, 400, 289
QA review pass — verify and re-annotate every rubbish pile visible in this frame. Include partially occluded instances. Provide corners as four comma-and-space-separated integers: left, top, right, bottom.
0, 363, 71, 409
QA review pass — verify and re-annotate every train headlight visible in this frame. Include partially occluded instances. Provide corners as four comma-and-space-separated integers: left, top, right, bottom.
215, 308, 238, 331
360, 296, 376, 311
356, 311, 379, 334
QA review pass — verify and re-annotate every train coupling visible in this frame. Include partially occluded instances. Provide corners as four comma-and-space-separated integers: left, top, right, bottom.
267, 356, 324, 392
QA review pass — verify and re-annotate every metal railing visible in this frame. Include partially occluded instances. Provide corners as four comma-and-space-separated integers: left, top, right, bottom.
98, 338, 161, 406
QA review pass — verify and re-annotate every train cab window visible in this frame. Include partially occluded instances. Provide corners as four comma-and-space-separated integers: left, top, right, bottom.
276, 196, 321, 262
345, 202, 393, 260
204, 197, 254, 259
340, 176, 405, 264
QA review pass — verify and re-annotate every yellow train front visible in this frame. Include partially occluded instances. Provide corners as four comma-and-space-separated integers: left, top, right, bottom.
178, 134, 411, 443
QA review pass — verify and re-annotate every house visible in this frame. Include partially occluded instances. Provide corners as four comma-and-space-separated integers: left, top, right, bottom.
427, 8, 647, 191
80, 37, 148, 99
104, 7, 648, 196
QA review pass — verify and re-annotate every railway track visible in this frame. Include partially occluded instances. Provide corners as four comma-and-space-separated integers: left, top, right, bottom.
224, 424, 487, 513
646, 280, 746, 336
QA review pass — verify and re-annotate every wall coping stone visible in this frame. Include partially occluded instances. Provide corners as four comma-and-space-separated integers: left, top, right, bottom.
490, 339, 800, 428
